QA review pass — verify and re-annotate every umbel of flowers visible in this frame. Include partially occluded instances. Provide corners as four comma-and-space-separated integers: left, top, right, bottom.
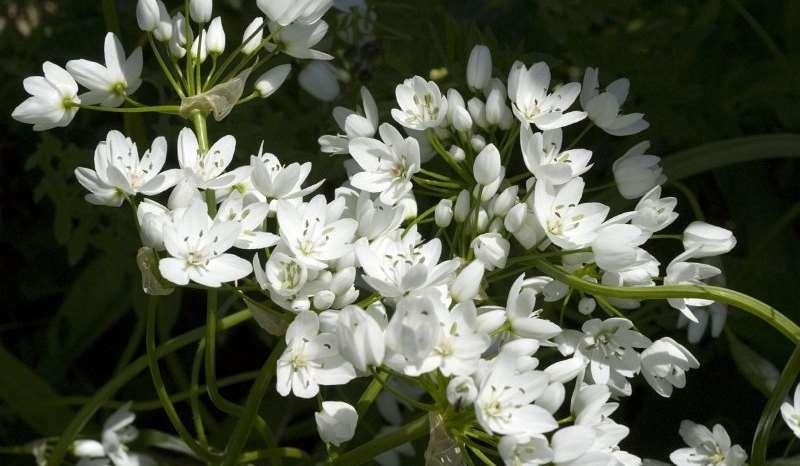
10, 1, 800, 466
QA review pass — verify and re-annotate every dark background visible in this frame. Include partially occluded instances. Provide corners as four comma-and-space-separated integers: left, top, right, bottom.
1, 0, 799, 464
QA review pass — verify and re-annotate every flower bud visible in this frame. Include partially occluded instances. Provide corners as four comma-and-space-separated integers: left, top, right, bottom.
451, 106, 473, 133
471, 233, 510, 271
190, 0, 213, 23
471, 134, 487, 152
137, 0, 160, 32
169, 13, 192, 58
507, 60, 525, 100
190, 30, 208, 63
476, 208, 489, 233
454, 190, 471, 223
397, 192, 418, 220
449, 145, 466, 162
206, 17, 226, 55
435, 199, 453, 228
331, 267, 356, 296
492, 186, 519, 218
255, 64, 292, 98
467, 45, 492, 92
291, 297, 311, 313
467, 97, 488, 129
682, 221, 737, 258
473, 144, 501, 185
578, 297, 596, 315
313, 290, 335, 310
242, 17, 265, 55
73, 440, 105, 458
336, 305, 385, 373
299, 62, 341, 102
152, 1, 173, 42
535, 382, 565, 414
542, 280, 568, 302
480, 168, 503, 202
485, 88, 506, 126
451, 260, 485, 303
447, 376, 478, 408
315, 401, 358, 446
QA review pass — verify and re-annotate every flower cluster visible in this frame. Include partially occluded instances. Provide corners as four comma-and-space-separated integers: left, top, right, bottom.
13, 2, 784, 466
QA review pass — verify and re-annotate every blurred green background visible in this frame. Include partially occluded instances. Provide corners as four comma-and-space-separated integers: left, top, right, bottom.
0, 0, 798, 464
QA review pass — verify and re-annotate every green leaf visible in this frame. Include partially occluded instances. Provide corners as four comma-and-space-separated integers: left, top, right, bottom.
0, 345, 74, 435
663, 134, 800, 181
727, 331, 780, 397
767, 456, 800, 466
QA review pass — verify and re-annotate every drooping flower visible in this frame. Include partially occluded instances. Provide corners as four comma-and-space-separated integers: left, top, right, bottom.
73, 404, 154, 466
336, 305, 385, 373
315, 401, 358, 446
276, 311, 356, 399
12, 62, 80, 131
298, 61, 341, 101
66, 33, 143, 107
612, 141, 666, 200
664, 248, 722, 323
75, 131, 181, 206
640, 337, 699, 397
632, 186, 678, 233
266, 20, 333, 60
682, 221, 737, 259
580, 67, 649, 136
781, 383, 800, 438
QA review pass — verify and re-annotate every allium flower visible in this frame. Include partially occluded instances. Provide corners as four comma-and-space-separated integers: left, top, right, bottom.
534, 178, 610, 250
664, 249, 722, 322
169, 13, 192, 58
250, 146, 324, 207
632, 186, 678, 233
137, 199, 172, 250
348, 123, 421, 205
669, 421, 747, 466
640, 337, 699, 397
253, 247, 309, 297
315, 401, 358, 446
175, 128, 247, 191
75, 131, 181, 206
276, 195, 358, 270
355, 228, 460, 298
66, 33, 143, 107
336, 188, 404, 241
580, 67, 649, 136
215, 192, 278, 249
781, 383, 800, 438
158, 201, 252, 287
206, 17, 226, 55
73, 404, 154, 466
478, 274, 561, 342
682, 221, 737, 258
427, 301, 491, 377
391, 76, 448, 130
257, 0, 334, 27
12, 62, 80, 131
241, 17, 265, 55
319, 86, 379, 155
254, 64, 293, 98
612, 141, 666, 200
467, 45, 492, 92
498, 434, 553, 466
276, 311, 356, 398
384, 292, 443, 373
298, 61, 341, 101
510, 62, 586, 130
266, 20, 333, 60
446, 376, 478, 408
474, 341, 558, 436
471, 233, 510, 271
336, 305, 385, 373
591, 224, 652, 273
189, 0, 212, 23
520, 125, 593, 185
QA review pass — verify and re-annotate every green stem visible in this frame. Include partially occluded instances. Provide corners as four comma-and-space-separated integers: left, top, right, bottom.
584, 181, 616, 194
148, 34, 187, 98
751, 345, 800, 466
237, 447, 309, 463
145, 297, 216, 461
427, 130, 473, 185
671, 180, 705, 221
190, 339, 208, 446
419, 168, 454, 181
530, 257, 800, 344
500, 124, 520, 165
469, 445, 498, 466
48, 309, 252, 466
566, 122, 593, 150
222, 341, 286, 466
726, 0, 786, 63
356, 371, 389, 416
76, 103, 181, 114
325, 415, 429, 466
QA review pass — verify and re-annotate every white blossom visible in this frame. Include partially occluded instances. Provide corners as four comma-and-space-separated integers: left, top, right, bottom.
669, 421, 747, 466
315, 401, 358, 446
320, 86, 379, 155
299, 61, 341, 101
640, 337, 699, 397
580, 67, 649, 136
521, 125, 592, 185
781, 383, 800, 438
682, 221, 737, 259
510, 62, 586, 130
67, 33, 142, 107
467, 45, 492, 92
267, 20, 333, 60
12, 62, 80, 131
612, 141, 666, 200
391, 76, 448, 130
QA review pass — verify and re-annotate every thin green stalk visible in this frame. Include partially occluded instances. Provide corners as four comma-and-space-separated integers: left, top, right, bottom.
190, 339, 209, 446
76, 103, 181, 114
530, 257, 800, 344
208, 24, 268, 87
671, 180, 705, 221
726, 0, 786, 63
419, 168, 454, 181
145, 297, 216, 462
48, 309, 252, 466
427, 130, 473, 184
651, 234, 683, 241
469, 445, 498, 466
148, 34, 186, 98
566, 122, 593, 150
751, 345, 800, 466
237, 447, 309, 463
325, 415, 429, 466
356, 371, 389, 416
584, 181, 616, 194
413, 176, 461, 189
500, 124, 520, 165
114, 315, 145, 375
222, 341, 286, 466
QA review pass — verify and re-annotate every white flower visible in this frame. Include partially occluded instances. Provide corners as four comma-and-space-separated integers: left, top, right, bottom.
336, 305, 385, 373
471, 233, 510, 271
473, 144, 502, 185
336, 188, 404, 241
640, 337, 699, 397
450, 260, 485, 303
75, 131, 181, 207
355, 229, 460, 298
505, 202, 546, 249
534, 178, 609, 250
664, 249, 722, 322
250, 147, 323, 207
447, 376, 478, 408
12, 62, 80, 131
435, 199, 454, 228
298, 61, 341, 101
276, 195, 358, 270
190, 29, 208, 63
255, 64, 292, 98
241, 17, 265, 55
169, 13, 192, 58
73, 405, 154, 466
384, 292, 443, 373
136, 0, 160, 32
454, 189, 471, 223
206, 17, 226, 55
189, 0, 213, 23
591, 224, 651, 273
485, 274, 562, 342
678, 302, 727, 344
499, 434, 553, 466
580, 67, 649, 136
276, 311, 356, 398
781, 383, 800, 438
158, 201, 252, 287
216, 192, 279, 249
474, 341, 557, 436
429, 301, 491, 376
137, 200, 171, 250
467, 45, 492, 92
682, 221, 737, 259
486, 87, 513, 129
176, 128, 246, 190
391, 76, 448, 130
520, 125, 592, 185
257, 0, 334, 27
348, 123, 421, 205
319, 86, 379, 155
632, 186, 678, 233
612, 141, 666, 200
510, 62, 586, 130
253, 247, 308, 297
669, 421, 747, 466
315, 401, 358, 446
66, 33, 142, 108
267, 20, 333, 60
